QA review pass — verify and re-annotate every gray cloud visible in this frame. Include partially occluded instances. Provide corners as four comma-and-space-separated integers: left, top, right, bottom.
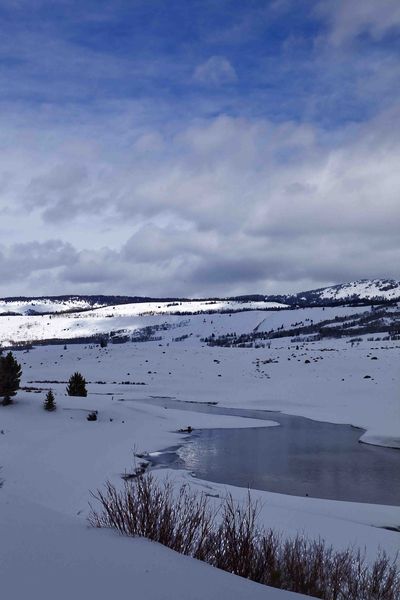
0, 2, 399, 297
0, 240, 77, 283
0, 102, 399, 296
190, 257, 269, 286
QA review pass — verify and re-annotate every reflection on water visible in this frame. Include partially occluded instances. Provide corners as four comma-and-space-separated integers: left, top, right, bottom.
146, 399, 400, 505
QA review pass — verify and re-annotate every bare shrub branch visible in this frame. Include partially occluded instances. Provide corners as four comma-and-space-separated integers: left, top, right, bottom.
89, 474, 400, 600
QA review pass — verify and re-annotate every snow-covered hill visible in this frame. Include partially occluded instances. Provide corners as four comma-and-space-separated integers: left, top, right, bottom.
0, 300, 287, 346
0, 297, 103, 315
1, 279, 398, 319
1, 283, 400, 347
1, 301, 399, 348
1, 284, 399, 600
284, 279, 400, 306
0, 295, 173, 315
0, 296, 287, 316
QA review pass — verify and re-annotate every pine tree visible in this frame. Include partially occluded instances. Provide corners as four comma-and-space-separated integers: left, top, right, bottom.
0, 351, 22, 406
66, 372, 87, 397
99, 336, 108, 348
43, 389, 56, 411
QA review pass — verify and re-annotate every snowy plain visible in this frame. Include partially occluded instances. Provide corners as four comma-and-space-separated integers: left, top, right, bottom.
1, 302, 399, 599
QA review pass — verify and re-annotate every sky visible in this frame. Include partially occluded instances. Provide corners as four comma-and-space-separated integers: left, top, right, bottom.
0, 0, 399, 298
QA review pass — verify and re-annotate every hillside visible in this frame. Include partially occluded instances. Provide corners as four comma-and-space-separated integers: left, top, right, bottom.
280, 279, 400, 307
1, 280, 400, 347
1, 279, 399, 319
0, 295, 183, 316
1, 282, 399, 600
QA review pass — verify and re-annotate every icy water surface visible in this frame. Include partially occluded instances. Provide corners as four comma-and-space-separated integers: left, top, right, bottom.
144, 398, 400, 505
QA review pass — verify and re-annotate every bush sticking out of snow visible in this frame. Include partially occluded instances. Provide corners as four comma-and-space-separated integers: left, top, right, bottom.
89, 474, 400, 600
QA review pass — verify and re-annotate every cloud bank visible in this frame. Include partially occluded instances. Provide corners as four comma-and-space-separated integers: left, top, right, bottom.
0, 1, 399, 296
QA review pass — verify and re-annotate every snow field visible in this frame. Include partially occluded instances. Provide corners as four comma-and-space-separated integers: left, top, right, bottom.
1, 309, 399, 600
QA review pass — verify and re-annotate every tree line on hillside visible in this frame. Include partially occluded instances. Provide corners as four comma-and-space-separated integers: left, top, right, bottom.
202, 308, 400, 348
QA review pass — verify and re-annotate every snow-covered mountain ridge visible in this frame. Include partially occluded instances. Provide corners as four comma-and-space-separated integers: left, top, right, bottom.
288, 279, 400, 305
0, 295, 183, 316
0, 297, 287, 317
1, 279, 399, 316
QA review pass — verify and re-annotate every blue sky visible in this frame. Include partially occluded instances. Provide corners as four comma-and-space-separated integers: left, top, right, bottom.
2, 0, 397, 123
0, 0, 399, 296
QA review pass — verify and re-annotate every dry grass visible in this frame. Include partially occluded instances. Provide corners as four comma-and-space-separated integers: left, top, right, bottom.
89, 474, 400, 600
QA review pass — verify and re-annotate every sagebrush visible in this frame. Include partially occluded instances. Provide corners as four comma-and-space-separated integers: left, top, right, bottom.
89, 474, 400, 600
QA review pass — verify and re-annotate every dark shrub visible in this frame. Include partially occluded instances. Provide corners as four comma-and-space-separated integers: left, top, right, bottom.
43, 389, 56, 411
66, 372, 87, 397
90, 475, 400, 600
0, 351, 22, 405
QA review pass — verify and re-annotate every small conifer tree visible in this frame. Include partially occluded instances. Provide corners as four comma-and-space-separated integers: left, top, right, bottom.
66, 372, 87, 397
0, 351, 22, 405
44, 389, 56, 411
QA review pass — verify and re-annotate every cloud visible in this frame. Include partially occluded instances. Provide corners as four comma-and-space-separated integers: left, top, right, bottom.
193, 56, 237, 85
318, 0, 400, 45
0, 2, 399, 297
0, 101, 400, 297
0, 240, 77, 283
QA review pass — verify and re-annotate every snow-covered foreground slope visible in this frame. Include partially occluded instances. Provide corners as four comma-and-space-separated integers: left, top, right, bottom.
1, 495, 308, 600
1, 317, 399, 599
1, 351, 399, 600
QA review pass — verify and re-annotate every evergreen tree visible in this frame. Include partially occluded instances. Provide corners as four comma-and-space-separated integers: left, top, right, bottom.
43, 389, 56, 411
66, 372, 87, 397
0, 351, 22, 405
99, 336, 108, 348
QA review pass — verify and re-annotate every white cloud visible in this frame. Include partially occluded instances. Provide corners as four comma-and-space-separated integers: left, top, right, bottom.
0, 0, 398, 298
193, 56, 237, 85
318, 0, 400, 45
0, 99, 400, 296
